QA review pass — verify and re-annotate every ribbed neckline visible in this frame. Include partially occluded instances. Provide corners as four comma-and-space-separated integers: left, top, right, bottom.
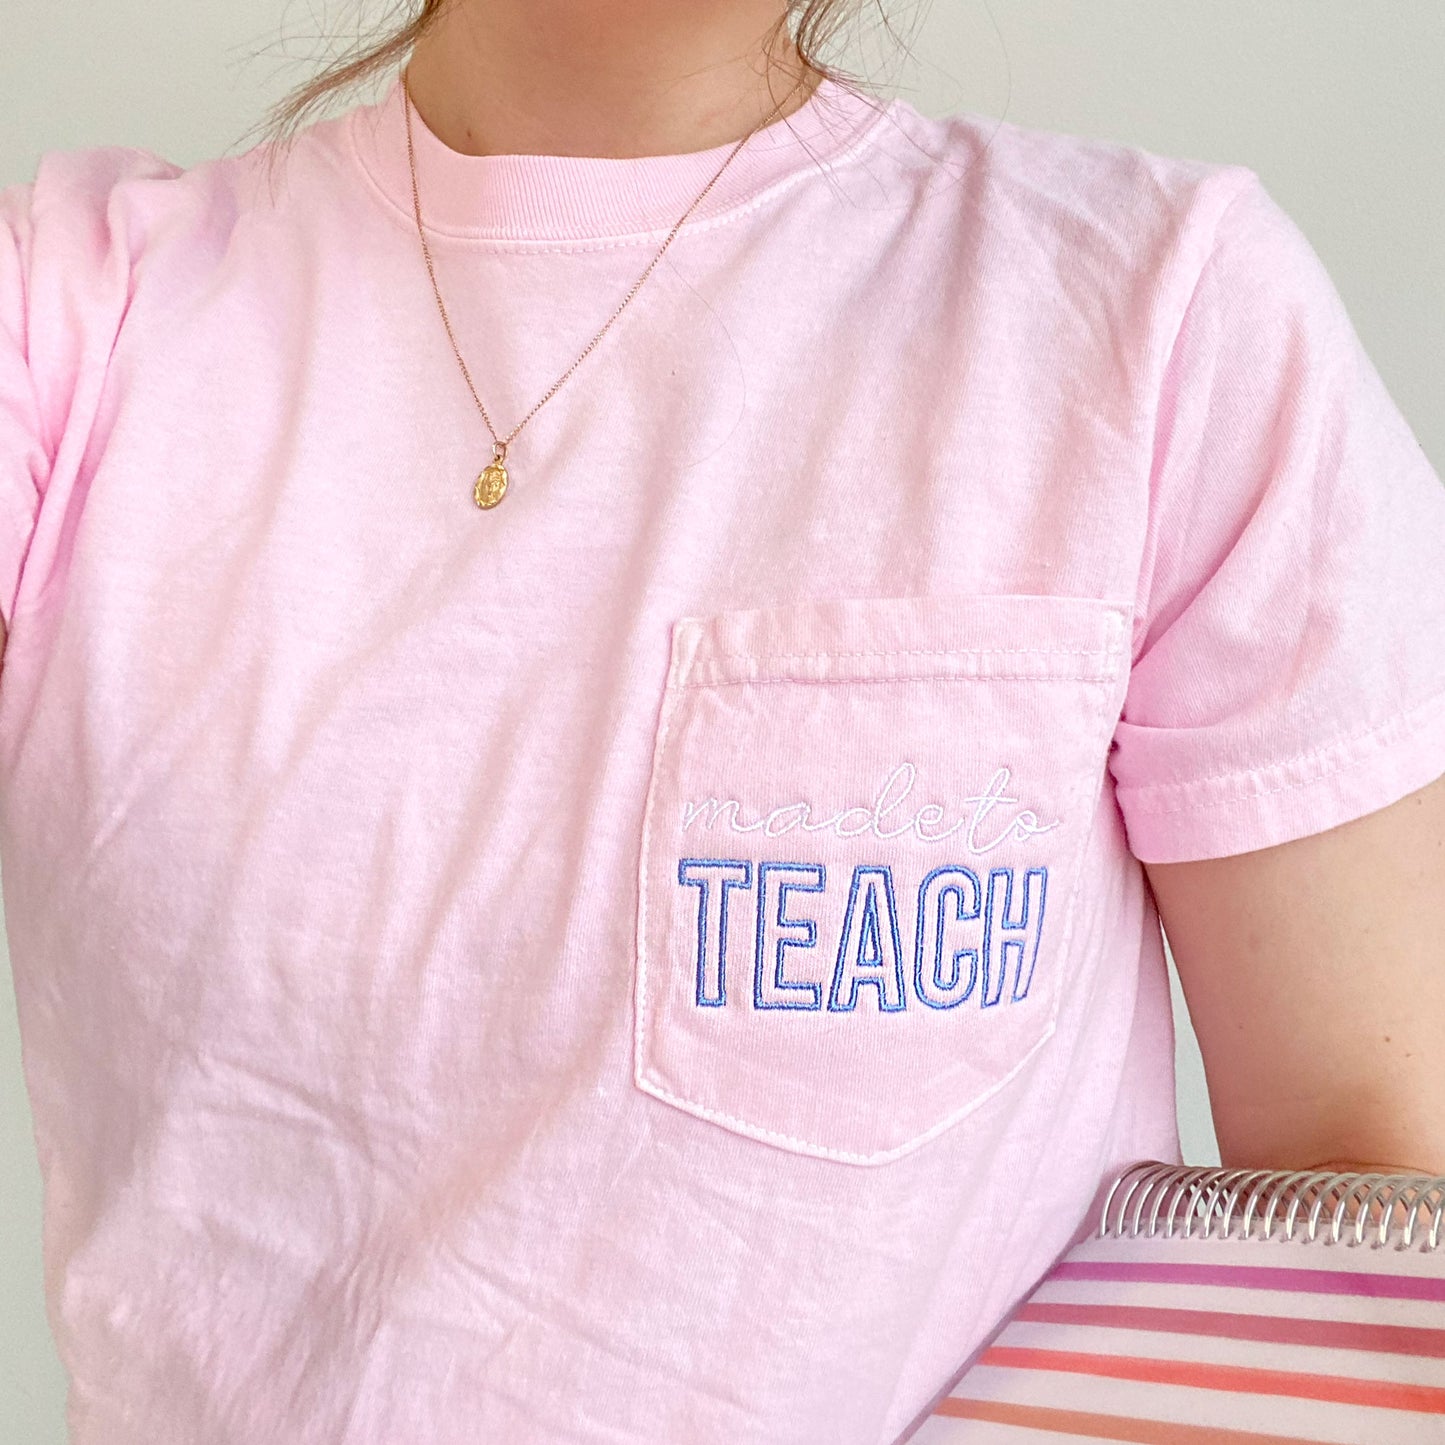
346, 65, 897, 244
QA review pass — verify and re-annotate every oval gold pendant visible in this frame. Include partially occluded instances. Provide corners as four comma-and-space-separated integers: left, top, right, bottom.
474, 460, 508, 509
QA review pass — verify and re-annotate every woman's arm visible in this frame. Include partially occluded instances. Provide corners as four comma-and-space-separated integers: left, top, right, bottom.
1143, 768, 1445, 1177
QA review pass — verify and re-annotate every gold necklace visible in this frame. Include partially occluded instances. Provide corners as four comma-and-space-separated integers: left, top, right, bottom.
401, 64, 810, 509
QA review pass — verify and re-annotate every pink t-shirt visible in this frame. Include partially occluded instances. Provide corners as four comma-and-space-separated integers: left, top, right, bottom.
3, 67, 1444, 1445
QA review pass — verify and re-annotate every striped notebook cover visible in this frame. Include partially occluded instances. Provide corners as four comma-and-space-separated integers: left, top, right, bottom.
913, 1161, 1445, 1444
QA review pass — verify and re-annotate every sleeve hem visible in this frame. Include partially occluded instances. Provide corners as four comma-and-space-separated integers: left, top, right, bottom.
1117, 683, 1445, 863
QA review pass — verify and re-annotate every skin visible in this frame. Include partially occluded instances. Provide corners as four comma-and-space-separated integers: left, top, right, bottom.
402, 0, 823, 162
6, 5, 1437, 1183
406, 1, 1445, 1181
1146, 774, 1445, 1178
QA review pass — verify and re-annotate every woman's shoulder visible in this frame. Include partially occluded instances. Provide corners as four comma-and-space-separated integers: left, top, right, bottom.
890, 90, 1249, 205
1, 107, 365, 407
4, 97, 364, 287
879, 90, 1261, 291
3, 140, 239, 353
7, 138, 239, 260
2, 142, 234, 441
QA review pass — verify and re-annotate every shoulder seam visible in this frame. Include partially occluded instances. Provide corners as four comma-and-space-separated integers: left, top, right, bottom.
1126, 163, 1261, 666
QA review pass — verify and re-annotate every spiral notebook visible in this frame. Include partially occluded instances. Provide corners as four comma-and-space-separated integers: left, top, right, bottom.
911, 1162, 1445, 1445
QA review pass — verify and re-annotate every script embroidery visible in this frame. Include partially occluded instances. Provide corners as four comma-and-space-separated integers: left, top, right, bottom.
680, 762, 1059, 856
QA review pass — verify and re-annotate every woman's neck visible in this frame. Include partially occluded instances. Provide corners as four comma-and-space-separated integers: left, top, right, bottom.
403, 0, 820, 161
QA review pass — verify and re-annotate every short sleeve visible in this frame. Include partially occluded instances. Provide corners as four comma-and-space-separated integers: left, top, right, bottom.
1109, 171, 1445, 864
0, 145, 184, 640
0, 178, 46, 630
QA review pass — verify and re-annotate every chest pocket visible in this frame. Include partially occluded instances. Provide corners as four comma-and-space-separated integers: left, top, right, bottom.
632, 592, 1131, 1165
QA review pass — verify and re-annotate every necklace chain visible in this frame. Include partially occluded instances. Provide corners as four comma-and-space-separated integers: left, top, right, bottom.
401, 64, 808, 508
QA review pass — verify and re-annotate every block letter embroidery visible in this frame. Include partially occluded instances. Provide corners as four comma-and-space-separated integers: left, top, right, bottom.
828, 865, 906, 1012
677, 858, 753, 1006
982, 866, 1048, 1006
914, 866, 982, 1010
754, 862, 826, 1009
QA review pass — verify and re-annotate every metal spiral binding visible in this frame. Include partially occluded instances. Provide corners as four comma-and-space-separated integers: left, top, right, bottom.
1099, 1161, 1445, 1252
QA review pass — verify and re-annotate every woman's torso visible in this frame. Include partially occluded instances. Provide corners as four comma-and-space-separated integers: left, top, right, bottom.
0, 75, 1230, 1443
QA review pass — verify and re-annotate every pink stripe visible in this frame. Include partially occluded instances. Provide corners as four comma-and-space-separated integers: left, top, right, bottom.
1016, 1301, 1445, 1357
983, 1345, 1445, 1414
934, 1396, 1323, 1442
1051, 1260, 1445, 1303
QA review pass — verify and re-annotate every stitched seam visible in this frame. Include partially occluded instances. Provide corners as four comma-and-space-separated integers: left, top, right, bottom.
706, 645, 1118, 661
342, 93, 898, 252
635, 649, 1129, 1163
1129, 168, 1261, 668
636, 1012, 1062, 1164
673, 672, 1123, 689
634, 649, 684, 1111
638, 1075, 881, 1163
1119, 681, 1445, 816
